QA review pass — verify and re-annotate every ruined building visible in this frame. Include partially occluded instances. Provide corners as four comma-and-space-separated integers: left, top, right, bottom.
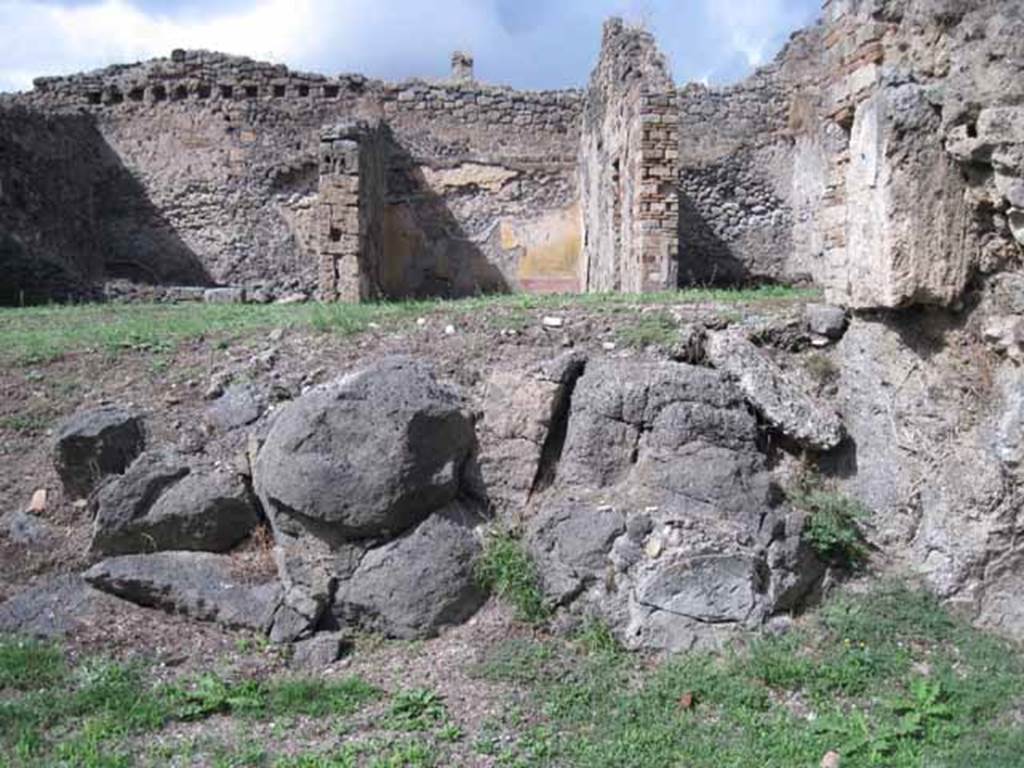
2, 0, 1018, 309
2, 0, 1024, 647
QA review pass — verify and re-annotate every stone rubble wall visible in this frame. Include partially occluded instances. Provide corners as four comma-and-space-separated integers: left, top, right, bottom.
0, 107, 104, 302
2, 49, 584, 300
1, 2, 1021, 308
674, 24, 835, 288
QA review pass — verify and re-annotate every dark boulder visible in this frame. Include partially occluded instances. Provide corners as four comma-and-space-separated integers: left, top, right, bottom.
53, 405, 145, 498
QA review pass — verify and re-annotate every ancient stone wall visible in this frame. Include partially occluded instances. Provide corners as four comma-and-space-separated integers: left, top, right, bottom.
0, 102, 217, 303
378, 80, 582, 297
0, 107, 103, 303
813, 0, 1024, 309
579, 19, 679, 293
317, 121, 381, 301
674, 26, 828, 287
6, 49, 583, 300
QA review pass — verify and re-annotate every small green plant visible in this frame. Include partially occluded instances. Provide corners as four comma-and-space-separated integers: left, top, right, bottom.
890, 677, 953, 738
265, 677, 379, 718
385, 688, 448, 732
474, 530, 549, 624
165, 674, 379, 721
573, 619, 623, 658
0, 410, 53, 434
789, 475, 870, 565
437, 722, 464, 743
166, 674, 264, 721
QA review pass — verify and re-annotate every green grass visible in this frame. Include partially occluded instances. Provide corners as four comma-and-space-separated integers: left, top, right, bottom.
0, 285, 815, 366
0, 638, 66, 691
0, 637, 381, 766
385, 689, 449, 732
0, 410, 56, 435
614, 310, 679, 348
474, 530, 550, 624
3, 582, 1020, 766
472, 583, 1024, 767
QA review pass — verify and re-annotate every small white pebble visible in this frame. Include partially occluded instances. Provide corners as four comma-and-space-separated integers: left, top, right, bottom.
444, 324, 456, 336
416, 317, 427, 326
602, 341, 617, 351
542, 316, 564, 328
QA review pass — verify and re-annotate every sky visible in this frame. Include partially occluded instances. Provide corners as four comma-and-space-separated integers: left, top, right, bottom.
0, 0, 822, 94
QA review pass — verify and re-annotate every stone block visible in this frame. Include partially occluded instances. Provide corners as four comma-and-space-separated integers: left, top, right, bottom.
203, 287, 246, 304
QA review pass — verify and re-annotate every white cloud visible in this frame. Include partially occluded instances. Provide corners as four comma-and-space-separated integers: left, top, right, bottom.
0, 0, 820, 93
0, 0, 320, 91
706, 0, 813, 67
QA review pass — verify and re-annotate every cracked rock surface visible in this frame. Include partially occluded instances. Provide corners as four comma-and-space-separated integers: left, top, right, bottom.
523, 359, 824, 651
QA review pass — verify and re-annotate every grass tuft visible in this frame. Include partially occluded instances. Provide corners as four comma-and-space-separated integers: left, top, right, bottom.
473, 582, 1024, 767
474, 530, 549, 624
0, 637, 66, 691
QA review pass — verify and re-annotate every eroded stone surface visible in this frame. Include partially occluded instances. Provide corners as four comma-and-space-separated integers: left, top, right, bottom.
84, 552, 281, 632
53, 405, 145, 498
524, 360, 823, 651
476, 352, 586, 516
0, 575, 120, 638
332, 502, 486, 639
90, 450, 258, 556
706, 330, 844, 451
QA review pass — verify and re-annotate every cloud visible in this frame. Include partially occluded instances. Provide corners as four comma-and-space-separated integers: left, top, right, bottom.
706, 0, 818, 67
0, 0, 821, 93
0, 0, 319, 90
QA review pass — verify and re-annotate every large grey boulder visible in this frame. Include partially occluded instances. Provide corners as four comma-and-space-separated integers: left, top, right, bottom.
252, 357, 485, 640
53, 406, 145, 498
705, 330, 844, 451
84, 552, 281, 632
90, 450, 259, 556
522, 360, 823, 651
254, 357, 476, 540
332, 503, 486, 639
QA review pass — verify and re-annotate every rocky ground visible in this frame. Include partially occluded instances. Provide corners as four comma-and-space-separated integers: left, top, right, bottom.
0, 288, 810, 638
1, 289, 1023, 766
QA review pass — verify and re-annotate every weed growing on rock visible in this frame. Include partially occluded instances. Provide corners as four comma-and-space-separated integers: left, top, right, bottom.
474, 530, 549, 624
789, 475, 870, 566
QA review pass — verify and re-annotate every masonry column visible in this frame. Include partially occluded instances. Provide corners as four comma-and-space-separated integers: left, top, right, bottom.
579, 18, 679, 294
636, 91, 680, 292
317, 120, 386, 302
